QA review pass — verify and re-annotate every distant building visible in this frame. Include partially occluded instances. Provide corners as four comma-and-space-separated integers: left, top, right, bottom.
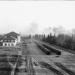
0, 32, 21, 47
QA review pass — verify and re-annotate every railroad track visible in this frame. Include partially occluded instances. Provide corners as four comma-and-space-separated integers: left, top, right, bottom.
7, 55, 20, 75
39, 61, 64, 75
6, 55, 75, 75
30, 55, 75, 75
54, 62, 75, 75
28, 57, 35, 75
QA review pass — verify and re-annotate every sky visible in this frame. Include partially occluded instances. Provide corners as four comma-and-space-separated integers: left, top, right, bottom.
0, 1, 74, 35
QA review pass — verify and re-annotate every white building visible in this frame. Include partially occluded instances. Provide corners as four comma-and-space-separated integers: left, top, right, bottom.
0, 32, 21, 47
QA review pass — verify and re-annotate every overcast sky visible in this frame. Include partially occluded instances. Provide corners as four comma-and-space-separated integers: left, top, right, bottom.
0, 1, 74, 34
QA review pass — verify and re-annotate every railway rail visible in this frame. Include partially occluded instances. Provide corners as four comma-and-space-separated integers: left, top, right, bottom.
54, 62, 75, 75
0, 54, 75, 75
39, 61, 64, 75
0, 39, 74, 75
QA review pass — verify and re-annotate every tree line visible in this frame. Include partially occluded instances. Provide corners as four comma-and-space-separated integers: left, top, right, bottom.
34, 33, 75, 51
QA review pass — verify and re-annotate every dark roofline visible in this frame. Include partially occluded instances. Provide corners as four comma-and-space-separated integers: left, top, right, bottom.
4, 31, 20, 38
6, 31, 20, 36
3, 36, 15, 40
0, 32, 20, 41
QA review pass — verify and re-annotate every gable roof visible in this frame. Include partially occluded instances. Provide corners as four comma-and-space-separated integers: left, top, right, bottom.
0, 32, 20, 42
0, 36, 15, 42
5, 32, 19, 38
3, 36, 15, 40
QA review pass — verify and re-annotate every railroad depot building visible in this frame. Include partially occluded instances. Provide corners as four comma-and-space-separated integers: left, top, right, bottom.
0, 32, 21, 46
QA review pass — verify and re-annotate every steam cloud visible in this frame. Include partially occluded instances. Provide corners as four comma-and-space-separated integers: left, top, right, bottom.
26, 22, 39, 35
